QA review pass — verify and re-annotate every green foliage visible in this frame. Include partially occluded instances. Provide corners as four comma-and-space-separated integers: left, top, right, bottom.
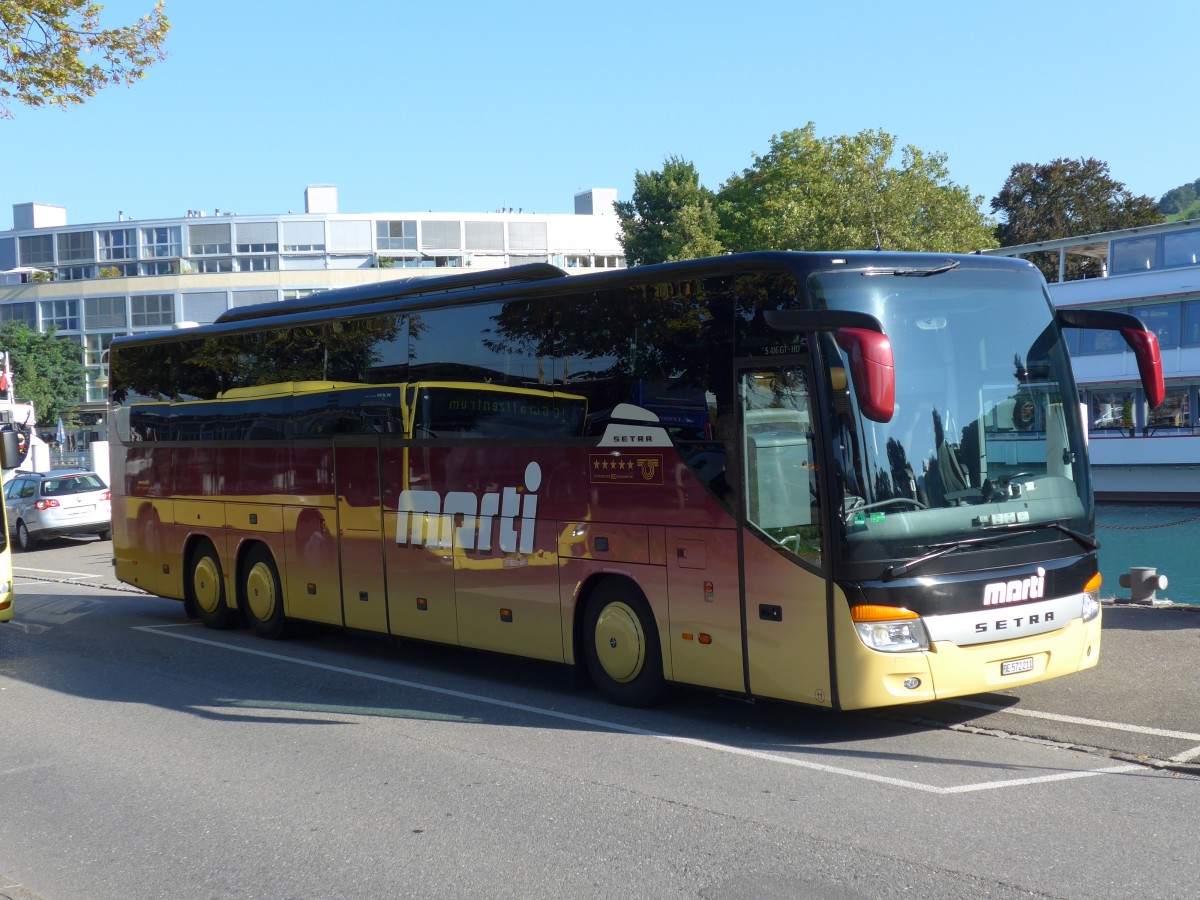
615, 156, 724, 266
0, 321, 84, 426
717, 124, 996, 255
1158, 179, 1200, 216
0, 1, 170, 118
991, 158, 1163, 278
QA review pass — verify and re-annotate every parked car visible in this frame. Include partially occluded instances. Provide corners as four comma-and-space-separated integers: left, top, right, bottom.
4, 470, 113, 550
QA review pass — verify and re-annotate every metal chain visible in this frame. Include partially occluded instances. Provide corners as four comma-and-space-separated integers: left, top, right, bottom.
1098, 515, 1200, 530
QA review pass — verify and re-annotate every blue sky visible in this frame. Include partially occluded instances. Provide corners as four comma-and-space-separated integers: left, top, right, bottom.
2, 0, 1196, 230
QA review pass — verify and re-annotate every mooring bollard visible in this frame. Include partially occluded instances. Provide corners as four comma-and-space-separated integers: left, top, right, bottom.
1118, 567, 1169, 605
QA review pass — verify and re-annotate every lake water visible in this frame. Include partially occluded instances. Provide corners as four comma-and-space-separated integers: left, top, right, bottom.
1096, 503, 1200, 605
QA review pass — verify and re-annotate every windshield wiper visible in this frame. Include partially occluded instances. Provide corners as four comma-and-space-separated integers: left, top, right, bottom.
882, 530, 1035, 581
863, 260, 960, 278
881, 520, 1099, 581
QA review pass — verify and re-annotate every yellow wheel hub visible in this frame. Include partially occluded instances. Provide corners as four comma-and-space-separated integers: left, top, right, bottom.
192, 556, 223, 615
593, 601, 646, 684
245, 561, 277, 623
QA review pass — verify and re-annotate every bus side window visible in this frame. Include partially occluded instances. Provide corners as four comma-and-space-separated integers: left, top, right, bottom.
741, 369, 821, 565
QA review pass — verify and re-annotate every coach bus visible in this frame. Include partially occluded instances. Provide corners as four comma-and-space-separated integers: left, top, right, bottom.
105, 251, 1164, 710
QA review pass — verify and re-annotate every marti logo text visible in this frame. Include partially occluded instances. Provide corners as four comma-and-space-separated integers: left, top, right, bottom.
397, 462, 541, 554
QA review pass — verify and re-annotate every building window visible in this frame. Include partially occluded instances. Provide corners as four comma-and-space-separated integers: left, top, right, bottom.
188, 223, 232, 256
1185, 301, 1200, 348
283, 288, 322, 301
421, 220, 461, 251
377, 220, 417, 250
1134, 303, 1181, 350
141, 226, 181, 258
1110, 236, 1158, 274
282, 221, 326, 252
1149, 388, 1191, 429
59, 265, 98, 281
1077, 310, 1130, 355
235, 222, 279, 253
1164, 229, 1200, 268
0, 303, 36, 326
139, 260, 176, 276
1089, 389, 1136, 432
418, 255, 463, 268
131, 293, 175, 328
508, 222, 547, 251
18, 234, 54, 266
465, 221, 504, 251
235, 256, 277, 272
57, 231, 95, 262
99, 228, 137, 261
192, 257, 234, 273
85, 296, 128, 330
40, 298, 80, 331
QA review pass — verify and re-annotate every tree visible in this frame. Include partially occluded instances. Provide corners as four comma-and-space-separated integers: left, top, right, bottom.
0, 1, 170, 118
717, 124, 996, 254
990, 158, 1163, 279
615, 156, 724, 266
0, 321, 84, 426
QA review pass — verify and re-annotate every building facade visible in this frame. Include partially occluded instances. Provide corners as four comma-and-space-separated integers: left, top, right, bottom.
0, 186, 625, 446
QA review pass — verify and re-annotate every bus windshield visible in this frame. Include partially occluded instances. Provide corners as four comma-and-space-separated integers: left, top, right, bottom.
811, 265, 1090, 565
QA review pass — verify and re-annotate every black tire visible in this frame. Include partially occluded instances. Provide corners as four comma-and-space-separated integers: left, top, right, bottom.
98, 528, 112, 542
188, 539, 233, 630
242, 544, 286, 640
16, 521, 33, 552
582, 579, 665, 707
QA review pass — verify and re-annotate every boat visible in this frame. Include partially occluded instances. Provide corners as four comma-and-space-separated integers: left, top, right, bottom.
988, 219, 1200, 501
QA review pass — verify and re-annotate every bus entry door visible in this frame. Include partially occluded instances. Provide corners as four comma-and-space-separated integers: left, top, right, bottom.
335, 443, 389, 633
738, 364, 833, 706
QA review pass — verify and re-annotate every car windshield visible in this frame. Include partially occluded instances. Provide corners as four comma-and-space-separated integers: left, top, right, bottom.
810, 264, 1091, 565
44, 474, 107, 495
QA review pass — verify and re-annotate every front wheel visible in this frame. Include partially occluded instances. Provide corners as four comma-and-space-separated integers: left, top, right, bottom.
189, 539, 233, 629
242, 545, 287, 639
583, 579, 665, 707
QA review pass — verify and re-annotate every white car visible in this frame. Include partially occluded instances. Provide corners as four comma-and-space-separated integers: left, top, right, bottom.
4, 470, 113, 550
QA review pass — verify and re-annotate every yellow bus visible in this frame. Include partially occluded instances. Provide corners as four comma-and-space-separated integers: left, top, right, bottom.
106, 252, 1164, 709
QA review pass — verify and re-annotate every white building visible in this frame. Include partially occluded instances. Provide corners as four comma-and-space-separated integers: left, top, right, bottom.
0, 186, 625, 445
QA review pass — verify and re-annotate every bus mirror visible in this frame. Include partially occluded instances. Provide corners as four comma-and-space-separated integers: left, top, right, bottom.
1056, 308, 1165, 409
762, 309, 895, 423
1119, 327, 1165, 409
835, 328, 895, 423
0, 430, 20, 469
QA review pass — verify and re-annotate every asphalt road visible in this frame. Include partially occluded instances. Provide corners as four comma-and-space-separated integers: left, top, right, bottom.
2, 537, 1198, 899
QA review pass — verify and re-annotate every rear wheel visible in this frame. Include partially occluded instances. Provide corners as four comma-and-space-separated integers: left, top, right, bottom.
583, 579, 665, 707
189, 539, 232, 629
98, 528, 112, 542
242, 545, 286, 639
16, 521, 33, 552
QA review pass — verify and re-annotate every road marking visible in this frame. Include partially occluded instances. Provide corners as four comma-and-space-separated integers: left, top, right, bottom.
14, 566, 102, 579
135, 624, 1153, 795
1171, 744, 1200, 764
946, 698, 1200, 742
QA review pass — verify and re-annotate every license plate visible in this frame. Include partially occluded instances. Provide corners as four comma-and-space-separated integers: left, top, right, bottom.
1001, 656, 1035, 676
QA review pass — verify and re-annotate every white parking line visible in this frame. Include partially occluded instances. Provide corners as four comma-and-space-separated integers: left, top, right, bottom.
946, 698, 1200, 742
135, 624, 1151, 795
14, 566, 102, 579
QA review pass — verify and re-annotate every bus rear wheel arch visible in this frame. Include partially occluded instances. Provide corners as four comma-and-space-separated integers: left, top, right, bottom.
581, 577, 665, 707
241, 543, 287, 640
187, 538, 233, 630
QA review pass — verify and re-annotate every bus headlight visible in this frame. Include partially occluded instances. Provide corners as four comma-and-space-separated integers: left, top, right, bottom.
850, 605, 930, 652
1082, 572, 1102, 622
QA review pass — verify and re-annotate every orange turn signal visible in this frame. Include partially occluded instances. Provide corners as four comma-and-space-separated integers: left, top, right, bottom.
850, 604, 919, 623
1085, 572, 1102, 593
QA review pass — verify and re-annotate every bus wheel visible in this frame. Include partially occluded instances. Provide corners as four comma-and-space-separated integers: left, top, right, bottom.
243, 545, 286, 640
583, 580, 665, 707
189, 540, 232, 630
